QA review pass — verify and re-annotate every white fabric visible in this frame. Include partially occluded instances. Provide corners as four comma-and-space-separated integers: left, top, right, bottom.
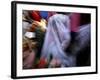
41, 14, 76, 67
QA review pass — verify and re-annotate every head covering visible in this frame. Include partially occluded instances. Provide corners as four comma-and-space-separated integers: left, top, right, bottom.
41, 14, 76, 67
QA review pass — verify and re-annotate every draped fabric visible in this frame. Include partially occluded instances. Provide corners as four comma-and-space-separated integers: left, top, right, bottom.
67, 24, 90, 57
41, 14, 76, 67
73, 24, 91, 54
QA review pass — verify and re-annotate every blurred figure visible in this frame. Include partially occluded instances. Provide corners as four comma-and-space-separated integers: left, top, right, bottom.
67, 24, 91, 66
41, 14, 76, 67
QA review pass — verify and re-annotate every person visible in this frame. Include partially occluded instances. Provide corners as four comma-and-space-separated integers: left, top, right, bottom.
40, 14, 76, 67
23, 37, 36, 69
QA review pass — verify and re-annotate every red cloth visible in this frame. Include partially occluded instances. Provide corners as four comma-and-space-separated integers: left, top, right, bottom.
31, 11, 41, 21
70, 13, 80, 32
37, 58, 47, 68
